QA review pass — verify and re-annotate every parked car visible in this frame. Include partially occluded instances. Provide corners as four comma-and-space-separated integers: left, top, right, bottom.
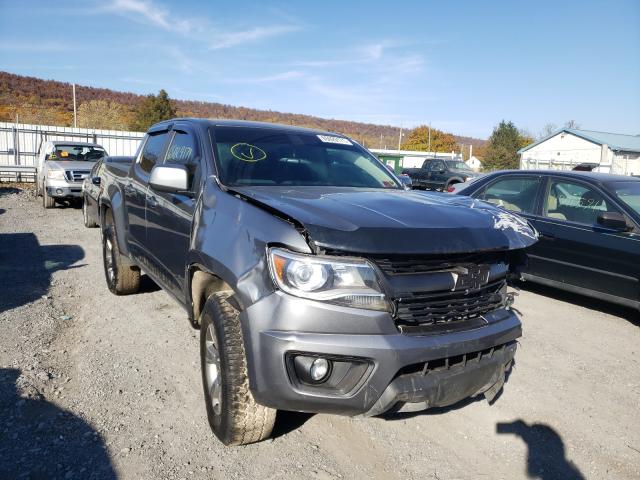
96, 119, 536, 445
82, 156, 133, 228
446, 173, 486, 193
402, 158, 481, 191
455, 170, 640, 310
36, 141, 108, 208
397, 172, 413, 189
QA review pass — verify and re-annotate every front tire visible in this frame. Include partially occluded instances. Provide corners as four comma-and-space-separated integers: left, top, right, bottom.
200, 292, 276, 446
102, 215, 140, 295
42, 185, 55, 209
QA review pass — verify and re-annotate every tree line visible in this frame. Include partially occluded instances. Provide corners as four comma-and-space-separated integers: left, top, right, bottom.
0, 71, 483, 150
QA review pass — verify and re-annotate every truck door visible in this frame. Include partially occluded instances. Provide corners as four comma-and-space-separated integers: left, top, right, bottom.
125, 129, 170, 260
428, 160, 447, 190
145, 125, 202, 298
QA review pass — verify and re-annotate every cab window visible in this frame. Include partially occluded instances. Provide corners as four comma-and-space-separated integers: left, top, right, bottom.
429, 160, 446, 172
543, 179, 620, 225
139, 132, 169, 174
478, 176, 541, 214
163, 131, 201, 191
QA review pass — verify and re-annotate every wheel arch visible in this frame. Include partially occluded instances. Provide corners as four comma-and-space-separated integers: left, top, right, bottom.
188, 263, 234, 328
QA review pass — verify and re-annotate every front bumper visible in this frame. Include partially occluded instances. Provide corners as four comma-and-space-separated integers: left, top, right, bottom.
46, 186, 82, 199
241, 291, 521, 416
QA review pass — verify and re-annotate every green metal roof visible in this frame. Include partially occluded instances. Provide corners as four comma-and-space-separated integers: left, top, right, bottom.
518, 128, 640, 154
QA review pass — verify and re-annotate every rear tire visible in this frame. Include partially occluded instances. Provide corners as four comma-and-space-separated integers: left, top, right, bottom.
102, 214, 140, 295
200, 292, 276, 445
42, 185, 55, 209
83, 196, 98, 228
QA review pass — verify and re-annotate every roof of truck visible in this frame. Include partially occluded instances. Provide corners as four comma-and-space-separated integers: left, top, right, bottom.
153, 118, 346, 138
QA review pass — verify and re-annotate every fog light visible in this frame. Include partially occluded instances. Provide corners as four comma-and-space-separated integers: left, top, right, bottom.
310, 358, 330, 381
56, 188, 63, 194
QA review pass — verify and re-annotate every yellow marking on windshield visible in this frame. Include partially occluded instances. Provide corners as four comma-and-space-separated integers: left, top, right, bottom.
230, 143, 267, 163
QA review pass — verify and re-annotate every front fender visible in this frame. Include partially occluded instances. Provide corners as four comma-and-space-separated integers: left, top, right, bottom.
186, 181, 311, 310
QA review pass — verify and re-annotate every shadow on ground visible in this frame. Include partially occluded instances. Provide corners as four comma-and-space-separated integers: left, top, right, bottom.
516, 280, 639, 326
0, 232, 85, 313
0, 187, 21, 197
0, 368, 116, 479
497, 419, 584, 480
271, 411, 315, 439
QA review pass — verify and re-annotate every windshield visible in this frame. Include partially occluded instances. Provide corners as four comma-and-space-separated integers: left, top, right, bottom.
609, 181, 640, 215
47, 145, 107, 162
446, 160, 472, 171
212, 127, 400, 189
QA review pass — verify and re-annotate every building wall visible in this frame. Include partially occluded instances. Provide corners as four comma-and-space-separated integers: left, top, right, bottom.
520, 131, 640, 175
520, 132, 606, 170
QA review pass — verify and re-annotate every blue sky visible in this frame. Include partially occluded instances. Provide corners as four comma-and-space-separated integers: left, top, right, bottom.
1, 0, 638, 138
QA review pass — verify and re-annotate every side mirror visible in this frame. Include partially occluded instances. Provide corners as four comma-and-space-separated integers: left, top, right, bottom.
91, 176, 101, 186
597, 212, 629, 231
149, 165, 189, 193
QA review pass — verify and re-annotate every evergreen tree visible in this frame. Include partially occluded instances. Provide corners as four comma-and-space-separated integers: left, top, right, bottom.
483, 120, 531, 171
129, 89, 176, 131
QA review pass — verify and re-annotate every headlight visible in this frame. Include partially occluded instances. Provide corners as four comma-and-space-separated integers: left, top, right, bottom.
268, 248, 389, 311
47, 169, 66, 180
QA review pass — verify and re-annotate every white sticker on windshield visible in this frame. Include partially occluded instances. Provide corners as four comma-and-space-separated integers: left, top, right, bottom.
317, 135, 352, 145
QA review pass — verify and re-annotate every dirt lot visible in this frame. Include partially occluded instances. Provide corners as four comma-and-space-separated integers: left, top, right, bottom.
1, 185, 639, 480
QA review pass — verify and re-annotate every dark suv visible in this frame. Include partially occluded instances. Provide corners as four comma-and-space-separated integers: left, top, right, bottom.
96, 119, 537, 445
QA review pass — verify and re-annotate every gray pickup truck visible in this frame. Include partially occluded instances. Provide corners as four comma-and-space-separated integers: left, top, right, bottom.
96, 118, 537, 445
36, 141, 108, 208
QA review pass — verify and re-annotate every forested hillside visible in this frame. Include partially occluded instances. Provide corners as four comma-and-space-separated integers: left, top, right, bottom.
0, 71, 485, 151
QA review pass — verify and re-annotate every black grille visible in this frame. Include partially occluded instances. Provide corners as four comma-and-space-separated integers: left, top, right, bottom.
395, 279, 506, 334
65, 170, 90, 182
372, 251, 507, 276
396, 341, 514, 377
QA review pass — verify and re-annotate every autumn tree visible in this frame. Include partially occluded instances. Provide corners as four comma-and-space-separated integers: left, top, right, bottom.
482, 120, 532, 171
78, 100, 130, 130
129, 89, 176, 131
401, 125, 457, 152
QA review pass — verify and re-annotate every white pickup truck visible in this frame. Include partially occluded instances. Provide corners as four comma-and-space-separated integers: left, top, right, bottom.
36, 141, 108, 208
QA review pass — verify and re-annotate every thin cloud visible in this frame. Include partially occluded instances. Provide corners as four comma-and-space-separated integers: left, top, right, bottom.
210, 25, 301, 50
104, 0, 299, 49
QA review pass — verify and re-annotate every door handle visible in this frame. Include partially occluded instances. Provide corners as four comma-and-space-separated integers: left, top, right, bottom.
147, 196, 159, 209
539, 232, 555, 241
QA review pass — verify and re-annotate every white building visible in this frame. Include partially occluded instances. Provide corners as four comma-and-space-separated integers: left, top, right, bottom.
466, 156, 482, 172
518, 128, 640, 175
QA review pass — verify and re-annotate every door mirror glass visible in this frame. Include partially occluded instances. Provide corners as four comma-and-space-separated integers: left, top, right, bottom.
597, 211, 629, 231
149, 165, 188, 192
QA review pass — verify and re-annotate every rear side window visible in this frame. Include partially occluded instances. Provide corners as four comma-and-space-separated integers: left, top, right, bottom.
478, 177, 541, 214
543, 179, 620, 225
139, 132, 168, 174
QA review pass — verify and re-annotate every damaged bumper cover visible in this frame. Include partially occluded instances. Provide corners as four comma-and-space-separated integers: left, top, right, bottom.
240, 291, 521, 417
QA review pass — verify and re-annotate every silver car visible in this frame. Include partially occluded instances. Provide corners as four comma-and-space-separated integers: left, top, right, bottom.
36, 141, 108, 208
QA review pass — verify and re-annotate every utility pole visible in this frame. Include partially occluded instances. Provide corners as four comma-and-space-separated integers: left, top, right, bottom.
397, 124, 403, 150
428, 122, 431, 154
72, 83, 77, 128
379, 132, 383, 149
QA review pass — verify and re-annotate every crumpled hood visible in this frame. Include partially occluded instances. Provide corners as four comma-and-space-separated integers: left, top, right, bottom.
232, 186, 538, 255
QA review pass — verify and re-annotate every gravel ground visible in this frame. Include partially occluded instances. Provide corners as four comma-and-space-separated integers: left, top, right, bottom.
1, 185, 639, 480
